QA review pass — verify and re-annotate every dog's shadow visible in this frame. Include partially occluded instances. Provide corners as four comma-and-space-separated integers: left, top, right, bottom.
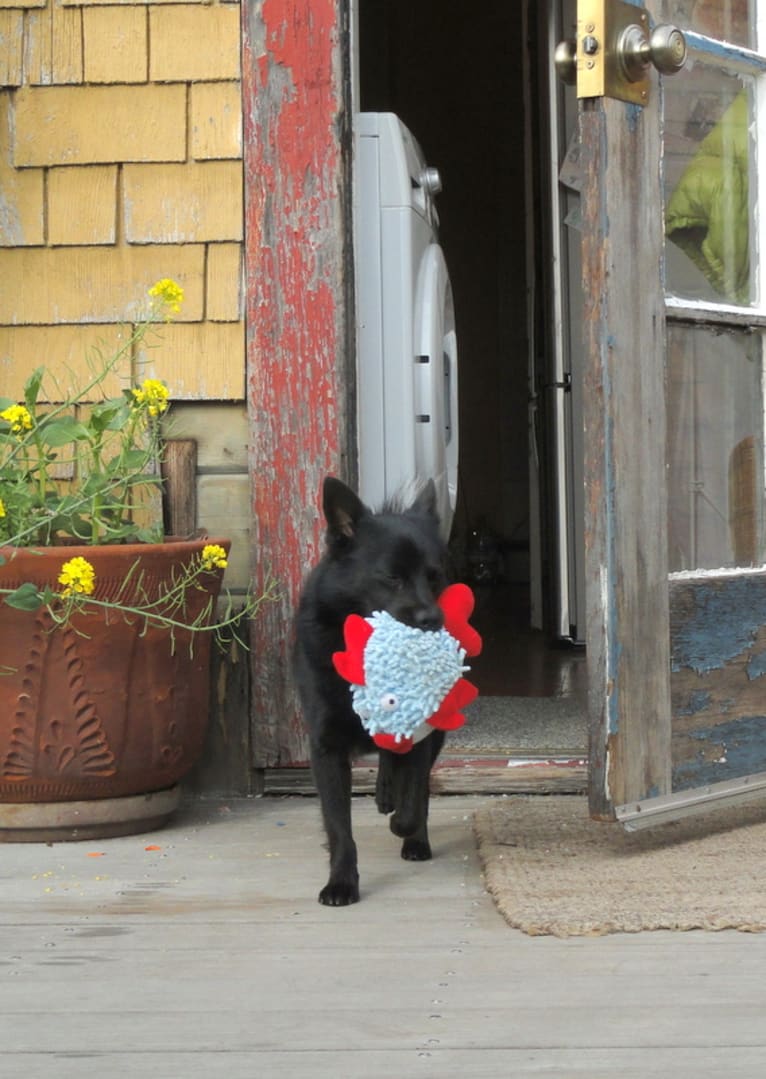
355, 828, 472, 900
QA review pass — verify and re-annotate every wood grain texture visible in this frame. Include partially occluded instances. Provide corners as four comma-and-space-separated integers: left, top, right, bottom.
580, 88, 672, 816
186, 626, 253, 797
161, 438, 197, 538
263, 758, 588, 796
242, 0, 354, 766
4, 796, 766, 1077
670, 572, 766, 790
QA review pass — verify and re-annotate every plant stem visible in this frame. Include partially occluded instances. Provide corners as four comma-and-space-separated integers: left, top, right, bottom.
90, 430, 104, 543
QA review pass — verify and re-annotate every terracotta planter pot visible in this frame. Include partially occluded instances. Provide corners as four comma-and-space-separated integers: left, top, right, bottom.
0, 538, 230, 841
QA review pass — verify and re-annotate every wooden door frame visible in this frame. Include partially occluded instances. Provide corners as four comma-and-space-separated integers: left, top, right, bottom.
239, 0, 675, 796
580, 85, 673, 818
242, 0, 356, 768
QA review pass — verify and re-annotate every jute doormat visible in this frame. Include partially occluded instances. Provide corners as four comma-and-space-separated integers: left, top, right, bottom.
474, 794, 766, 937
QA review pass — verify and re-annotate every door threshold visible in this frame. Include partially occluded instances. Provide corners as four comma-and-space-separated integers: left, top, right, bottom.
262, 754, 587, 796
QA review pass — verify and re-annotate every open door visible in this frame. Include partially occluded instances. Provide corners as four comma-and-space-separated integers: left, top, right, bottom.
567, 0, 766, 826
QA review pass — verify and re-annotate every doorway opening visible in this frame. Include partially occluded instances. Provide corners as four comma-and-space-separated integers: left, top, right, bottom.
357, 0, 587, 763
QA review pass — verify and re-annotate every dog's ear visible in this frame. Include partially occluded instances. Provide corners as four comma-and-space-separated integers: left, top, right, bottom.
322, 477, 368, 540
408, 478, 438, 519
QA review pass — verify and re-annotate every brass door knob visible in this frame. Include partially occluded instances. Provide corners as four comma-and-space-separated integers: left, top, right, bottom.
618, 23, 687, 82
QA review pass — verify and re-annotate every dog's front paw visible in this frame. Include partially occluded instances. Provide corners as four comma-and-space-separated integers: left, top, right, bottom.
389, 809, 420, 837
318, 877, 360, 906
401, 837, 432, 861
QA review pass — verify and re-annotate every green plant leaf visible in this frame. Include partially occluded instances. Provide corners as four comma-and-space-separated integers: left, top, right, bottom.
2, 582, 44, 611
80, 472, 111, 497
107, 449, 151, 473
135, 525, 164, 543
91, 398, 129, 432
46, 511, 92, 541
23, 367, 45, 408
40, 417, 90, 447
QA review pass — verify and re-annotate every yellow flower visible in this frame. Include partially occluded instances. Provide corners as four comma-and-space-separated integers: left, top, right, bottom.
149, 278, 184, 314
201, 544, 228, 571
0, 497, 5, 518
131, 378, 170, 417
58, 556, 96, 597
1, 404, 33, 435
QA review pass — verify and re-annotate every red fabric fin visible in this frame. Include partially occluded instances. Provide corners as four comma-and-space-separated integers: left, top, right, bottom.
428, 678, 478, 730
429, 710, 466, 732
438, 583, 482, 657
332, 614, 373, 685
374, 733, 413, 755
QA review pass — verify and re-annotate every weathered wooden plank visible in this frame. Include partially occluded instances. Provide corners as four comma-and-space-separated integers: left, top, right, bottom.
242, 0, 354, 768
4, 797, 766, 1078
5, 1002, 766, 1054
263, 758, 588, 796
581, 85, 672, 816
670, 572, 766, 790
17, 950, 764, 1011
185, 623, 253, 797
8, 1048, 766, 1079
161, 438, 197, 538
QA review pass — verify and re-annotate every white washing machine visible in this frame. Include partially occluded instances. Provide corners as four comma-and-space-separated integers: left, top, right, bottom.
354, 112, 458, 536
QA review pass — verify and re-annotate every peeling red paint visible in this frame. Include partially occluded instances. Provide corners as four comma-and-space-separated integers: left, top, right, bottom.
242, 0, 351, 766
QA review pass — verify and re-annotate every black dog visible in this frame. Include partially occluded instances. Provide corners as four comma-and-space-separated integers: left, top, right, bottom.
294, 476, 449, 905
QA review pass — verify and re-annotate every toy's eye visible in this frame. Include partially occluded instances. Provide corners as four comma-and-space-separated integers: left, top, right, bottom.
379, 692, 399, 712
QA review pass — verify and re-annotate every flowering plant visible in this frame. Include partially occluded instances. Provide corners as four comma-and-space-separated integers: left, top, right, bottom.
0, 280, 272, 645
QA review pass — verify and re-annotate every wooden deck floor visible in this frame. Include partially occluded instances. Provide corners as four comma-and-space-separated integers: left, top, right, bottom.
3, 794, 766, 1078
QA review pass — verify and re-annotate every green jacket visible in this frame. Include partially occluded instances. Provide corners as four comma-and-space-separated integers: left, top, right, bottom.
665, 92, 749, 304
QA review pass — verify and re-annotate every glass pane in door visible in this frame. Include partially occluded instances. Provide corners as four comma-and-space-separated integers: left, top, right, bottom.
666, 325, 764, 571
664, 69, 754, 304
660, 0, 754, 49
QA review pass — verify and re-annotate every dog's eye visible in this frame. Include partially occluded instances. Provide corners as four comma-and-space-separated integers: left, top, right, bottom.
379, 692, 398, 712
384, 574, 404, 591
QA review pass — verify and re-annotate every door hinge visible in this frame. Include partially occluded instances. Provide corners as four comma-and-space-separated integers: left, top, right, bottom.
554, 0, 687, 106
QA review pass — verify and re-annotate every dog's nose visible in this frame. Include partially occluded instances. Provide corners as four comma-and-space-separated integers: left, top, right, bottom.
413, 609, 443, 632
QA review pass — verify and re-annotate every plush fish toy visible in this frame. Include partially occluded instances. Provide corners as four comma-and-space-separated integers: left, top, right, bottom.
332, 583, 482, 754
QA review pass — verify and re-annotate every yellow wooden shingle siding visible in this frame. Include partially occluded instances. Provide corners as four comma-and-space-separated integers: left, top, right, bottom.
0, 11, 24, 85
149, 5, 241, 82
0, 325, 128, 400
13, 84, 188, 165
82, 6, 148, 84
191, 83, 243, 161
24, 2, 83, 85
48, 165, 118, 245
0, 96, 44, 245
123, 162, 243, 243
206, 243, 243, 322
1, 0, 245, 402
135, 323, 245, 401
0, 246, 206, 323
1, 0, 249, 587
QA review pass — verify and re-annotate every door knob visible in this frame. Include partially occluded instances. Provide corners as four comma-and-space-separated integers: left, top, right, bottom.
554, 39, 577, 86
554, 1, 687, 104
618, 23, 687, 82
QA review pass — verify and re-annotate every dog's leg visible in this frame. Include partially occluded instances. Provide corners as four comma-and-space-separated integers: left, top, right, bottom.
310, 744, 360, 906
375, 749, 395, 815
389, 731, 445, 861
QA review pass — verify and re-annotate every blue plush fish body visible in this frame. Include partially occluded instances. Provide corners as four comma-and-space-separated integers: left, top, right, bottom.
350, 611, 469, 744
332, 583, 483, 754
